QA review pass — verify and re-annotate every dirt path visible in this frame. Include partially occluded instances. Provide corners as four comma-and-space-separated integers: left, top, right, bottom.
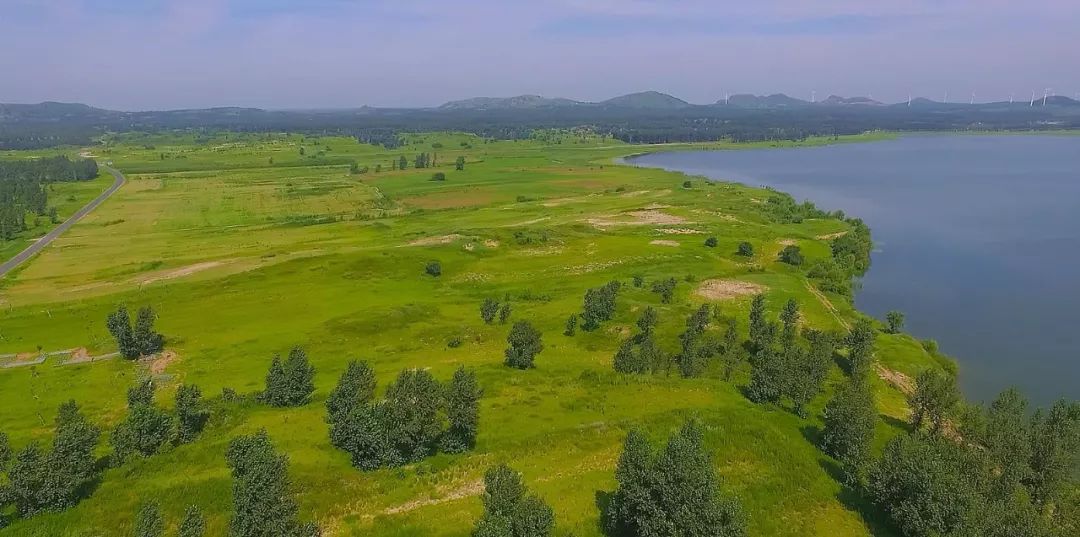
804, 280, 850, 330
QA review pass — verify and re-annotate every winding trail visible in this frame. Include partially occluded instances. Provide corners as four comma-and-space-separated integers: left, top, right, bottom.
0, 164, 125, 278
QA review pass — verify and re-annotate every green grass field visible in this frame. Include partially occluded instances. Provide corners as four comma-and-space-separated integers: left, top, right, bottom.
0, 130, 938, 536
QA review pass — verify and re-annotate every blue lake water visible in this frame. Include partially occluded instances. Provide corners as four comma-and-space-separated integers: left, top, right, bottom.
629, 135, 1080, 405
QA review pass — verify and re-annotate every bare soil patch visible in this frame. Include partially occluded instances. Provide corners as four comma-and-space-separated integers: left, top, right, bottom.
148, 350, 178, 375
875, 364, 915, 396
140, 261, 225, 285
694, 279, 766, 300
587, 209, 688, 228
655, 228, 702, 235
816, 231, 848, 240
382, 479, 484, 516
483, 239, 500, 248
650, 240, 680, 247
778, 239, 798, 246
405, 234, 466, 247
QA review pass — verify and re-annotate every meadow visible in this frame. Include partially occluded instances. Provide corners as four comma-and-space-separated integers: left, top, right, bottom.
0, 130, 938, 536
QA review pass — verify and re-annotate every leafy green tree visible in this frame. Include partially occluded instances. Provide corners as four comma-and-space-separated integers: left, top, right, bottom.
677, 305, 712, 378
607, 422, 745, 537
47, 400, 100, 508
845, 318, 876, 378
737, 242, 754, 257
175, 384, 209, 444
443, 367, 482, 453
748, 294, 770, 352
133, 306, 165, 356
498, 303, 512, 324
133, 502, 164, 537
480, 298, 500, 324
747, 348, 785, 404
778, 245, 803, 266
821, 378, 876, 485
384, 369, 444, 463
719, 318, 743, 380
6, 443, 47, 517
984, 388, 1033, 496
869, 434, 988, 537
127, 377, 155, 407
779, 298, 799, 347
581, 281, 620, 330
106, 305, 138, 359
632, 275, 644, 288
111, 383, 175, 463
263, 348, 316, 408
704, 236, 718, 247
178, 505, 206, 537
908, 369, 959, 435
650, 277, 676, 304
431, 172, 446, 181
505, 321, 543, 369
473, 464, 554, 537
563, 314, 577, 336
398, 155, 407, 170
885, 310, 905, 334
787, 330, 836, 417
326, 360, 376, 430
0, 431, 10, 471
1026, 400, 1080, 505
613, 338, 646, 374
262, 356, 287, 406
226, 430, 320, 537
635, 307, 658, 337
455, 156, 465, 171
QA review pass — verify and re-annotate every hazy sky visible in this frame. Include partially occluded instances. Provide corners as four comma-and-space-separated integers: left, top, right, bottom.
3, 0, 1079, 110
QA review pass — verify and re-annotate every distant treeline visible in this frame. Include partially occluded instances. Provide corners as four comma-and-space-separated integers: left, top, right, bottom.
0, 156, 98, 240
3, 100, 1080, 149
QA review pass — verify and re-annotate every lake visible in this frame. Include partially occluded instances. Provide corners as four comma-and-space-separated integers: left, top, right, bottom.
629, 135, 1080, 405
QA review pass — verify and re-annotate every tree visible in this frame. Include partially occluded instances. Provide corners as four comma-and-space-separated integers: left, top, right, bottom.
383, 369, 445, 463
425, 260, 442, 277
563, 314, 577, 336
737, 242, 754, 257
133, 306, 165, 356
176, 384, 209, 444
747, 347, 786, 404
869, 434, 987, 537
677, 305, 712, 378
719, 318, 743, 380
398, 155, 408, 170
581, 281, 620, 330
788, 330, 836, 417
226, 431, 320, 537
650, 277, 676, 304
779, 298, 799, 347
505, 321, 543, 369
455, 156, 465, 171
682, 180, 692, 189
908, 369, 959, 435
431, 172, 446, 181
0, 431, 10, 471
748, 294, 770, 353
106, 305, 138, 359
474, 464, 554, 537
635, 307, 658, 337
778, 245, 803, 266
179, 505, 206, 537
885, 310, 905, 334
984, 388, 1032, 496
326, 360, 377, 430
6, 443, 47, 517
606, 422, 745, 537
704, 236, 718, 247
133, 502, 164, 537
111, 381, 175, 463
480, 298, 500, 324
261, 348, 315, 408
498, 302, 512, 324
1026, 399, 1080, 505
845, 318, 876, 378
821, 378, 876, 485
443, 367, 482, 453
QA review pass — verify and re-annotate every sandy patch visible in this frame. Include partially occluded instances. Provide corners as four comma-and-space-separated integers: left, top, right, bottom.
650, 240, 680, 247
875, 364, 914, 396
816, 231, 849, 240
406, 234, 466, 247
542, 194, 598, 207
502, 216, 550, 227
140, 261, 225, 285
587, 209, 688, 228
148, 350, 178, 375
655, 228, 703, 235
619, 190, 651, 197
694, 279, 766, 300
778, 239, 798, 246
522, 246, 563, 256
483, 239, 500, 248
641, 203, 671, 210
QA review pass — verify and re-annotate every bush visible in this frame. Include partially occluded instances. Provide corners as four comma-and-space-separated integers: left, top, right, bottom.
261, 347, 316, 408
704, 236, 718, 247
737, 241, 754, 256
885, 310, 905, 334
425, 261, 442, 277
474, 465, 555, 537
778, 245, 803, 266
505, 321, 543, 369
480, 298, 500, 324
682, 180, 692, 188
431, 172, 446, 181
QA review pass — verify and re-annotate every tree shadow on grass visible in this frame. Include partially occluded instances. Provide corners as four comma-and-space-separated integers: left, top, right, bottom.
880, 414, 912, 434
800, 424, 823, 447
594, 490, 615, 535
817, 458, 899, 537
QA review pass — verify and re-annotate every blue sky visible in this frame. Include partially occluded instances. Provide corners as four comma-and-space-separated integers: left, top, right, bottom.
2, 0, 1078, 110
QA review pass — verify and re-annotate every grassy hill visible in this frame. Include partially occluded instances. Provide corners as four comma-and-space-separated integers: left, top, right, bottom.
0, 130, 939, 536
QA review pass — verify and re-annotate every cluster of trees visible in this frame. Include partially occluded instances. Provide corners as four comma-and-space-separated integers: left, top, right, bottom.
473, 464, 554, 537
0, 401, 100, 525
106, 305, 165, 359
867, 389, 1080, 537
579, 280, 621, 331
650, 277, 677, 303
0, 156, 97, 240
111, 379, 208, 463
132, 503, 206, 537
480, 297, 512, 324
327, 364, 482, 470
746, 296, 840, 416
505, 321, 543, 369
261, 347, 316, 407
605, 421, 746, 537
613, 306, 667, 375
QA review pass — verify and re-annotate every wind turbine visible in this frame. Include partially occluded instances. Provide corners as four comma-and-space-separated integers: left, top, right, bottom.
1030, 90, 1036, 106
944, 90, 949, 103
1044, 88, 1051, 106
1009, 93, 1014, 104
908, 92, 912, 106
970, 92, 976, 105
811, 90, 816, 103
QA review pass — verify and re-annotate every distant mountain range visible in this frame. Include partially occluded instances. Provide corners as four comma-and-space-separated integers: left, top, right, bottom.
439, 91, 691, 110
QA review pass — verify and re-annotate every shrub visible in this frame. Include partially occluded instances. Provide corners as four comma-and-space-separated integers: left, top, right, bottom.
480, 298, 500, 324
778, 245, 803, 266
261, 347, 316, 408
442, 367, 482, 453
737, 241, 754, 256
505, 321, 543, 369
704, 236, 718, 247
474, 464, 555, 537
885, 310, 905, 333
425, 261, 442, 277
682, 180, 692, 188
431, 172, 446, 181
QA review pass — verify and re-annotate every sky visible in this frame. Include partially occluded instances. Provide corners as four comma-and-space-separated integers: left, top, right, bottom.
2, 0, 1079, 110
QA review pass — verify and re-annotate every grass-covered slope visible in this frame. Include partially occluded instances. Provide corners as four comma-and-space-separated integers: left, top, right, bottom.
0, 131, 938, 536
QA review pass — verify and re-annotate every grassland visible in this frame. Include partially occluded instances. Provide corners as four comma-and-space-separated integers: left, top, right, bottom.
0, 130, 936, 536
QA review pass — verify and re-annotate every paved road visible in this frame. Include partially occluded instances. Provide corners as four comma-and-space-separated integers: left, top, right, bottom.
0, 165, 126, 278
